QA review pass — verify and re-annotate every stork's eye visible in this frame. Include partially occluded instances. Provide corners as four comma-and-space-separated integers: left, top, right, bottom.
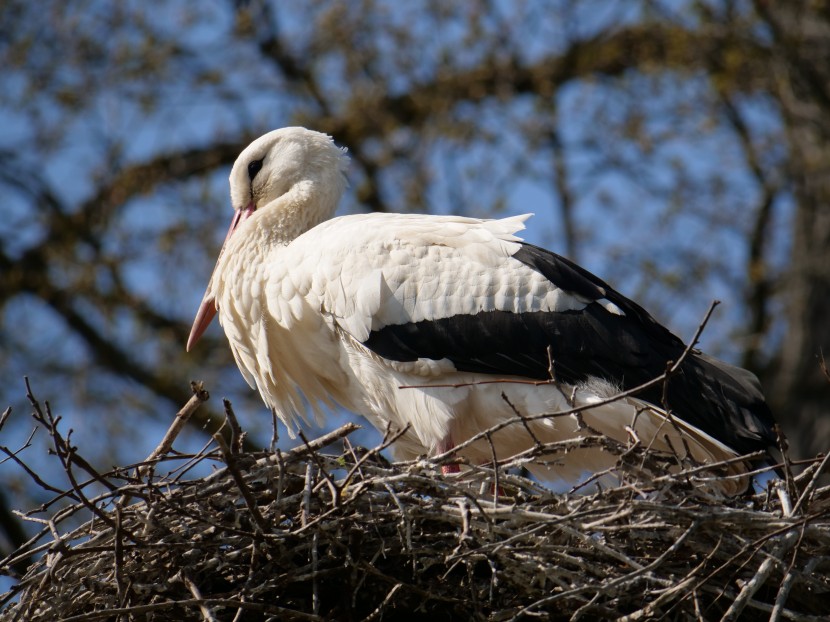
247, 159, 264, 182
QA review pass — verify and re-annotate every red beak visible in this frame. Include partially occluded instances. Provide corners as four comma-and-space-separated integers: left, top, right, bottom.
186, 204, 256, 351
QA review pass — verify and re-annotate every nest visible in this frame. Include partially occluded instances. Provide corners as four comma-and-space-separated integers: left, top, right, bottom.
1, 385, 829, 621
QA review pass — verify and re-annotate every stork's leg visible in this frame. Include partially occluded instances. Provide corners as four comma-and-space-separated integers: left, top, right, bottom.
437, 436, 460, 475
438, 437, 505, 495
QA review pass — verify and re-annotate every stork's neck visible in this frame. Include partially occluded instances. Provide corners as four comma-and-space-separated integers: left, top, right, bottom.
214, 181, 341, 298
250, 179, 343, 247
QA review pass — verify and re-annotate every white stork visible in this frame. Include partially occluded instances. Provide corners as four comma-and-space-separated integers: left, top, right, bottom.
187, 127, 777, 493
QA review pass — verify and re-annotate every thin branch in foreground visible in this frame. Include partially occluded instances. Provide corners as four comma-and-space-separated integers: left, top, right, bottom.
222, 398, 245, 455
25, 378, 119, 493
212, 433, 269, 536
140, 381, 210, 477
791, 452, 830, 516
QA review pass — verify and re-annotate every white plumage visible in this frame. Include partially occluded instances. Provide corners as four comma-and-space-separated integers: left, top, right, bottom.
188, 127, 777, 492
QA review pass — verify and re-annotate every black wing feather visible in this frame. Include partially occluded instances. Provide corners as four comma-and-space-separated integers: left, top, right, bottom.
362, 242, 777, 455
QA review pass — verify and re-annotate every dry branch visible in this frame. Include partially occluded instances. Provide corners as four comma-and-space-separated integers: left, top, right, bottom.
1, 388, 829, 622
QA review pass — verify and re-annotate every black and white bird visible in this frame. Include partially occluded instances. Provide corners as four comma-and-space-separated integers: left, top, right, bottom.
187, 127, 777, 493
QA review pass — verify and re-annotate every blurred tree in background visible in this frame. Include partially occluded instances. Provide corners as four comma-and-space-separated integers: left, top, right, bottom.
1, 0, 828, 556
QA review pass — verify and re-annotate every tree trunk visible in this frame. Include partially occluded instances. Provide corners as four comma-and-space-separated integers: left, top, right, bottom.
757, 2, 830, 459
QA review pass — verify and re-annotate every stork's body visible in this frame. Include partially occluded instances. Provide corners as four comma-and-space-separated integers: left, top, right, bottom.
188, 127, 777, 492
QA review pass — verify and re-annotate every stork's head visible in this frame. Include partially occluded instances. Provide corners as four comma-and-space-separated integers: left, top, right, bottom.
229, 127, 349, 221
187, 127, 349, 351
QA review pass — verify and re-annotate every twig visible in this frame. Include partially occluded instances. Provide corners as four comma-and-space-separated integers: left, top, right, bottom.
301, 461, 314, 528
770, 556, 819, 622
360, 583, 402, 622
25, 378, 119, 493
113, 506, 128, 617
0, 442, 66, 496
340, 424, 408, 490
212, 433, 269, 535
284, 422, 361, 461
180, 573, 218, 622
791, 451, 830, 515
298, 429, 340, 505
0, 407, 11, 431
270, 408, 280, 453
485, 431, 500, 508
141, 382, 210, 477
311, 532, 320, 616
501, 392, 543, 447
222, 398, 245, 454
720, 529, 801, 622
